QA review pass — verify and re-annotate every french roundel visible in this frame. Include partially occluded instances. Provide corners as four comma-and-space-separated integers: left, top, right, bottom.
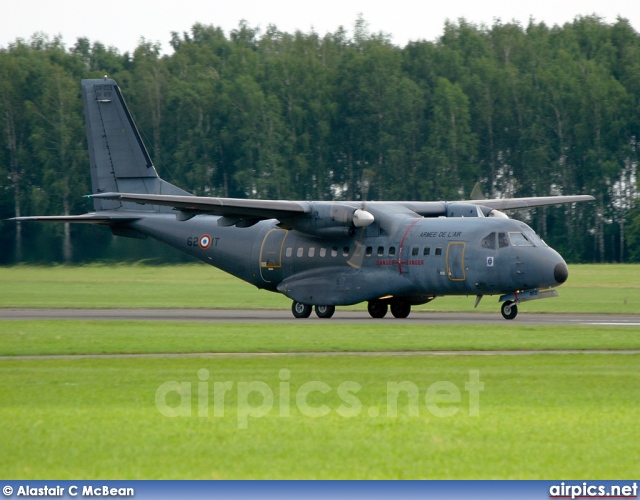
198, 234, 212, 250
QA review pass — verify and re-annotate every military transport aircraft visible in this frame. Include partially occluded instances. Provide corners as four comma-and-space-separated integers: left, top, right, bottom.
12, 78, 594, 320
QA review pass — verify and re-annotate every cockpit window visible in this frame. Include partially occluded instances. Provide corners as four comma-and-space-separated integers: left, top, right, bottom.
508, 232, 534, 246
480, 233, 496, 249
498, 232, 509, 248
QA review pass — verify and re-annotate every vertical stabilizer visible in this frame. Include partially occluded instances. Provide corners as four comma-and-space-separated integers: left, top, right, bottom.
81, 78, 189, 211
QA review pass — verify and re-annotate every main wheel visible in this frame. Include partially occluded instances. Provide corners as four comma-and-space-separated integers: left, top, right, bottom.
292, 301, 312, 318
315, 305, 335, 319
390, 302, 411, 319
501, 300, 518, 320
368, 300, 388, 319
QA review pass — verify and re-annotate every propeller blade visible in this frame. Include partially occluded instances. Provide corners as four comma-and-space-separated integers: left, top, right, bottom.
347, 169, 376, 269
470, 181, 485, 200
360, 168, 375, 204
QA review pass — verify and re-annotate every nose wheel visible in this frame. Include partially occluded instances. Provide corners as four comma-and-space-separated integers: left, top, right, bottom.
501, 300, 518, 320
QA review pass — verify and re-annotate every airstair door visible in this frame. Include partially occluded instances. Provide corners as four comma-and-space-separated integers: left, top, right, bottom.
446, 242, 466, 281
260, 229, 288, 283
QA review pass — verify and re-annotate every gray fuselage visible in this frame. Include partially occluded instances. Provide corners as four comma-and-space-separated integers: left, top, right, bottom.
129, 213, 567, 306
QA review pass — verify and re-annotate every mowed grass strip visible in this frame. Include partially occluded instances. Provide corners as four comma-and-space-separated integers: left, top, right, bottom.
0, 354, 638, 479
0, 264, 290, 310
2, 321, 640, 356
1, 263, 639, 314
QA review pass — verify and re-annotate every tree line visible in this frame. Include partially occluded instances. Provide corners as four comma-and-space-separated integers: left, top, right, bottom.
1, 15, 639, 264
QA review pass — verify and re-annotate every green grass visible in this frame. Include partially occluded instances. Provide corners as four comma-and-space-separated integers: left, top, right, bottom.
2, 321, 640, 356
0, 263, 289, 309
1, 354, 638, 478
1, 263, 639, 479
1, 263, 639, 313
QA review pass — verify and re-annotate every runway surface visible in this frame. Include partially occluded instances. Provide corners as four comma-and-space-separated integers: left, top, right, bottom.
2, 349, 640, 361
2, 308, 640, 326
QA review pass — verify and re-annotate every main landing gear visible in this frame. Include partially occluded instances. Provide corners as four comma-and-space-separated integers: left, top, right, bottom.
291, 301, 312, 318
315, 305, 335, 319
291, 301, 335, 319
501, 300, 518, 320
367, 300, 412, 319
290, 300, 410, 319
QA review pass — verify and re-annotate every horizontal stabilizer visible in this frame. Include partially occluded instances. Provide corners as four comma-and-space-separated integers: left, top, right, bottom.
9, 213, 141, 224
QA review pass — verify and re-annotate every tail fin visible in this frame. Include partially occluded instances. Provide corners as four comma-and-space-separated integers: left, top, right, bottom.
81, 78, 189, 211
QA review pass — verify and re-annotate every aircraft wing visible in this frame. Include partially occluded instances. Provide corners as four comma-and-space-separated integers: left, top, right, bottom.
90, 192, 311, 219
465, 195, 595, 210
400, 195, 594, 216
91, 192, 594, 221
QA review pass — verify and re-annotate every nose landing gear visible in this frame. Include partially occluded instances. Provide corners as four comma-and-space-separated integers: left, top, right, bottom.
498, 289, 559, 320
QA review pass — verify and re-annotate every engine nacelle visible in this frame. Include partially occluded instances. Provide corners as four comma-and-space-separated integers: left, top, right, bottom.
282, 202, 375, 237
445, 203, 509, 219
487, 209, 509, 219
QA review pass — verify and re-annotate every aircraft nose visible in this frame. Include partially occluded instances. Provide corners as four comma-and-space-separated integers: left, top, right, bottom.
554, 262, 569, 284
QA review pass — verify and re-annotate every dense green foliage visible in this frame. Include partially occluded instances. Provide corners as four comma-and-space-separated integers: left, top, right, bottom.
1, 16, 639, 263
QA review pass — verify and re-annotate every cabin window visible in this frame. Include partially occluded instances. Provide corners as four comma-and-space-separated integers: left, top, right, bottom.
285, 247, 292, 258
377, 246, 384, 257
297, 247, 304, 257
423, 246, 431, 256
320, 248, 326, 257
308, 247, 315, 257
389, 246, 396, 257
435, 246, 442, 256
480, 232, 496, 250
331, 247, 338, 257
343, 246, 350, 257
366, 246, 373, 257
498, 232, 509, 248
509, 232, 534, 247
411, 246, 419, 257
